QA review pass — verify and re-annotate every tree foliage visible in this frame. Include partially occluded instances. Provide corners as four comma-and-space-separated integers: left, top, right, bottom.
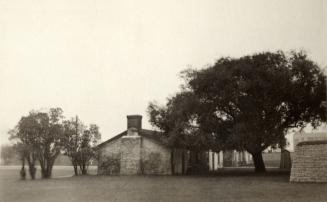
189, 51, 326, 172
9, 109, 101, 178
9, 108, 65, 178
148, 92, 213, 151
148, 51, 326, 173
63, 117, 101, 175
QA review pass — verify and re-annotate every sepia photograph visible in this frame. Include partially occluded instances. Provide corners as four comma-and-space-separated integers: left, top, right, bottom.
0, 0, 326, 201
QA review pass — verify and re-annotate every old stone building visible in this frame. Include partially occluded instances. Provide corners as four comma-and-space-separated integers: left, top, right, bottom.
290, 126, 327, 182
97, 115, 187, 175
293, 127, 327, 147
97, 115, 254, 175
290, 140, 327, 182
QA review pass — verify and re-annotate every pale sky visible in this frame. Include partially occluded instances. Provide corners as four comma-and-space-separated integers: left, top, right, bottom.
0, 0, 326, 145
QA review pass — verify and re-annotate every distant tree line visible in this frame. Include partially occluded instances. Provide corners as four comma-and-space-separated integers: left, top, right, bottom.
8, 108, 101, 179
0, 144, 16, 165
148, 50, 326, 173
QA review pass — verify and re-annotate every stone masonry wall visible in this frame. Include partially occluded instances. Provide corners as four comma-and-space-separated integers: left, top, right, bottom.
141, 138, 171, 175
290, 141, 327, 182
98, 138, 121, 175
98, 135, 173, 175
120, 136, 141, 175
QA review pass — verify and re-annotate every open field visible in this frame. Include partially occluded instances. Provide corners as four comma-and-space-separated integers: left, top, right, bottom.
0, 166, 326, 202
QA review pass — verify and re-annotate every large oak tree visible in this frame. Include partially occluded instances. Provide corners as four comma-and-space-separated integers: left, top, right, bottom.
148, 51, 326, 173
188, 51, 326, 172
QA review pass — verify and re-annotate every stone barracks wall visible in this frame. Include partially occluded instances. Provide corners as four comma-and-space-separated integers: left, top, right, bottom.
98, 136, 172, 175
290, 141, 327, 182
98, 138, 121, 175
141, 138, 171, 175
120, 136, 142, 175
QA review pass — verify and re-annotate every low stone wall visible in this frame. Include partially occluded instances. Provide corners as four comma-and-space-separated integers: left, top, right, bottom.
290, 141, 327, 182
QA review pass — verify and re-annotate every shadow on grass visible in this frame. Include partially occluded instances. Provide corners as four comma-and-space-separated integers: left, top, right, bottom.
188, 167, 290, 177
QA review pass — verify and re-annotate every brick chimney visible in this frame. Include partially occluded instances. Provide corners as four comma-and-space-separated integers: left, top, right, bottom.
127, 115, 142, 131
121, 115, 142, 175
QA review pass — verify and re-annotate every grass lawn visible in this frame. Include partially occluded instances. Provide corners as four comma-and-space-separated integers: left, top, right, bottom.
0, 166, 326, 202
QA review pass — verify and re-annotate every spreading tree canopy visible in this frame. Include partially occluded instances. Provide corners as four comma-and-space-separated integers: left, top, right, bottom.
10, 108, 65, 178
148, 51, 326, 173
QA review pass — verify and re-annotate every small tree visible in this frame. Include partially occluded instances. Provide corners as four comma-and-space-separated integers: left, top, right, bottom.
62, 117, 82, 175
78, 124, 101, 174
9, 108, 65, 179
63, 117, 101, 175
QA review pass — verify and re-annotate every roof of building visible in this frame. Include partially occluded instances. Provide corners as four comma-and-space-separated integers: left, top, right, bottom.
297, 140, 327, 146
96, 129, 168, 148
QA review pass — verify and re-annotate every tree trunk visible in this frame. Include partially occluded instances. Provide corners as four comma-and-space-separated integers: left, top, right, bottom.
81, 162, 88, 175
73, 163, 79, 176
27, 155, 36, 180
251, 151, 266, 173
44, 161, 53, 178
30, 166, 36, 179
170, 149, 175, 175
181, 150, 185, 175
40, 159, 51, 178
40, 160, 46, 178
69, 156, 79, 176
20, 157, 26, 180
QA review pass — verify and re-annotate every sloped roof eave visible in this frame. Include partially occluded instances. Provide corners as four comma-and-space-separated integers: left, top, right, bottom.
96, 130, 127, 148
96, 129, 167, 148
